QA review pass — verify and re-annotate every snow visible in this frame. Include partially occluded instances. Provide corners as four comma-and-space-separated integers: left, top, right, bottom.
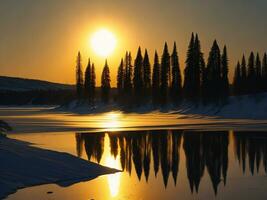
0, 137, 120, 199
57, 93, 267, 119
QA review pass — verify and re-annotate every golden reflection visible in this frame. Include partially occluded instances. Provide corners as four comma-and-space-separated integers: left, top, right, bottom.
103, 134, 121, 198
102, 112, 122, 129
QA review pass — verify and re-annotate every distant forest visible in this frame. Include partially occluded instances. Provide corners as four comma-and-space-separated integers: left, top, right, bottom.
76, 33, 267, 107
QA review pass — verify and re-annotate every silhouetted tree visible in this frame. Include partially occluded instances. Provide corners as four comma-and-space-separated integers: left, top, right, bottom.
76, 51, 84, 99
84, 59, 91, 100
170, 42, 182, 103
233, 61, 241, 94
152, 51, 160, 105
240, 55, 247, 94
101, 60, 111, 103
184, 33, 195, 99
255, 53, 262, 92
90, 63, 96, 103
143, 49, 151, 97
221, 46, 229, 97
124, 52, 133, 94
117, 58, 124, 94
160, 42, 170, 104
205, 40, 221, 102
262, 53, 267, 91
133, 47, 144, 103
247, 52, 256, 93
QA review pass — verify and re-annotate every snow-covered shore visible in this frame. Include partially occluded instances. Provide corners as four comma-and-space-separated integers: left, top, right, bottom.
57, 93, 267, 119
0, 137, 120, 199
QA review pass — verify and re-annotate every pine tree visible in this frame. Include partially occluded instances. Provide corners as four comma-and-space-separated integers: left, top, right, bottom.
170, 42, 182, 103
152, 51, 160, 105
101, 60, 111, 103
143, 49, 151, 91
133, 47, 144, 102
117, 58, 124, 94
240, 55, 247, 94
124, 52, 133, 92
262, 53, 267, 91
76, 51, 83, 99
233, 61, 241, 95
90, 63, 96, 103
84, 59, 91, 100
247, 52, 255, 93
183, 33, 195, 98
221, 45, 229, 97
160, 42, 170, 104
206, 40, 221, 102
255, 53, 262, 92
193, 34, 202, 97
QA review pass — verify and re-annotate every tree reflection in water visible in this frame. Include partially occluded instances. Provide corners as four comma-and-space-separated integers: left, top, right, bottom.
75, 130, 267, 195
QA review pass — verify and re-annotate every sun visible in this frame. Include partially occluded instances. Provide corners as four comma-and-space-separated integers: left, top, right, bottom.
90, 28, 117, 57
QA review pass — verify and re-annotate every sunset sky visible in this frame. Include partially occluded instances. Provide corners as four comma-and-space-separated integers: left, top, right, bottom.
1, 0, 267, 86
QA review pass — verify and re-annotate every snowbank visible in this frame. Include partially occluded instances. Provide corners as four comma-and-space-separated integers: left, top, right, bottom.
0, 137, 120, 199
57, 93, 267, 119
179, 93, 267, 119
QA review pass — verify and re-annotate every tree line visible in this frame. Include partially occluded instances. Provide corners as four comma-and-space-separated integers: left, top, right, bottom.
76, 33, 267, 107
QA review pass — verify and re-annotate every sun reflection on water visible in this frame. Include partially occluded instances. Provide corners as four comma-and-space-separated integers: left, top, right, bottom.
103, 134, 122, 198
102, 112, 122, 129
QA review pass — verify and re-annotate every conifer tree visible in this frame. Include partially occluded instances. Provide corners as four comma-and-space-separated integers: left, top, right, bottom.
117, 58, 124, 94
233, 61, 241, 94
240, 55, 247, 94
206, 40, 221, 102
221, 45, 229, 96
255, 53, 262, 92
90, 63, 96, 103
76, 51, 83, 99
193, 34, 202, 97
170, 42, 182, 103
262, 53, 267, 91
160, 42, 170, 104
143, 49, 151, 91
133, 47, 144, 101
247, 52, 255, 93
152, 51, 160, 105
101, 60, 111, 103
84, 59, 91, 100
256, 53, 262, 79
124, 52, 133, 97
183, 33, 195, 98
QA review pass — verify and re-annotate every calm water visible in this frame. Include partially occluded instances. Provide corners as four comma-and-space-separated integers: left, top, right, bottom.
6, 130, 267, 200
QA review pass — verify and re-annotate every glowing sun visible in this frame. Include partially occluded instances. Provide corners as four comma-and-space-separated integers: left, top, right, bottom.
90, 28, 117, 57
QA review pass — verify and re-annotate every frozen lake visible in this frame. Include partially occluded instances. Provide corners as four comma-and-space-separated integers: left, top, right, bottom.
2, 107, 267, 200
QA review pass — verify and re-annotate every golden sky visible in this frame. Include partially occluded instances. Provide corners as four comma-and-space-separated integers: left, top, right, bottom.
0, 0, 267, 86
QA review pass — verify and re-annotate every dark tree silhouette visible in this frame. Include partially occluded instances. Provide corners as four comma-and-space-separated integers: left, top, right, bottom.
133, 47, 144, 103
233, 61, 241, 94
117, 58, 124, 94
247, 52, 256, 93
76, 51, 84, 99
152, 51, 160, 105
170, 42, 182, 103
124, 52, 133, 94
160, 42, 170, 104
240, 55, 247, 94
221, 46, 229, 97
184, 33, 195, 99
90, 63, 96, 103
255, 53, 262, 92
84, 58, 91, 100
101, 60, 111, 103
205, 40, 221, 102
143, 49, 151, 96
262, 53, 267, 90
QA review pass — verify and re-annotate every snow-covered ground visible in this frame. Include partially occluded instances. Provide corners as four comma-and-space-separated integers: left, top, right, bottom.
0, 136, 119, 199
58, 93, 267, 119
